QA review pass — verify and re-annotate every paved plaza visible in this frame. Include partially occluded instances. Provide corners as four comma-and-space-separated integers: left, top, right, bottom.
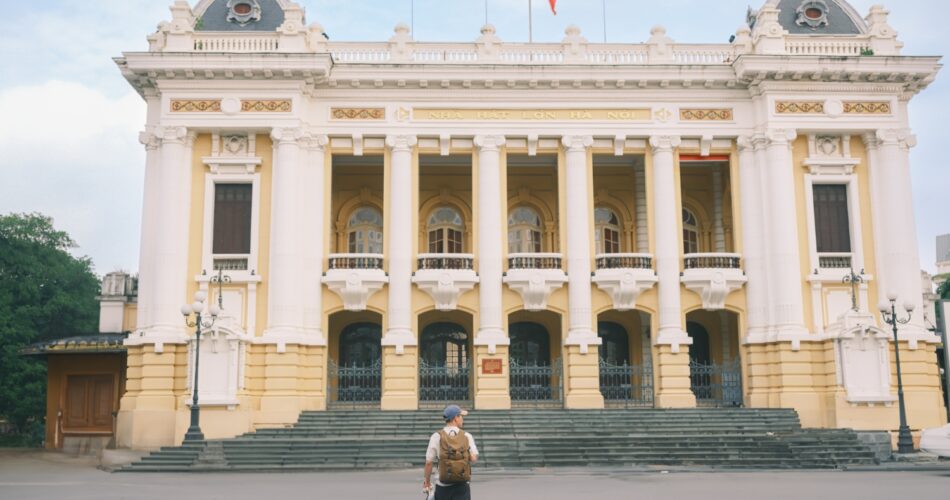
2, 449, 949, 500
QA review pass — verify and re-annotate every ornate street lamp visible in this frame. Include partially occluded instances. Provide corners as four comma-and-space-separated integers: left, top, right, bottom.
180, 290, 220, 442
878, 291, 916, 454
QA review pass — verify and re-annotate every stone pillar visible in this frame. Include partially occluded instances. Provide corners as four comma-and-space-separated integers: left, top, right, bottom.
473, 135, 511, 409
649, 135, 695, 407
763, 129, 808, 337
264, 128, 306, 343
865, 130, 928, 334
381, 135, 418, 410
561, 135, 604, 409
134, 128, 162, 333
300, 135, 330, 410
737, 136, 769, 340
712, 166, 725, 252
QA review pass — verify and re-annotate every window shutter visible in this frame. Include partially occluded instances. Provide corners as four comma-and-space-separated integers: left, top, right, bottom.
213, 184, 253, 254
813, 185, 851, 253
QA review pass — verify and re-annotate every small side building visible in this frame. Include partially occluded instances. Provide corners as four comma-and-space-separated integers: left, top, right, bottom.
21, 272, 137, 452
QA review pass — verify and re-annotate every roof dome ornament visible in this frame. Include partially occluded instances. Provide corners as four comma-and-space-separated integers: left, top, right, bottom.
227, 0, 262, 26
795, 0, 830, 29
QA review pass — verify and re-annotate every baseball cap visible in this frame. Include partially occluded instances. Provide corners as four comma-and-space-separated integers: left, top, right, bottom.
443, 404, 468, 421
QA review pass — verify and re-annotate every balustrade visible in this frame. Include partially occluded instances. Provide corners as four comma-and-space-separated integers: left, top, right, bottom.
595, 253, 653, 270
417, 254, 475, 271
327, 253, 384, 270
683, 253, 741, 270
818, 253, 853, 269
508, 253, 562, 270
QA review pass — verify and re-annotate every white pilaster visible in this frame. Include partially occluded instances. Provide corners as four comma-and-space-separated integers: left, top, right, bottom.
763, 129, 808, 337
473, 135, 509, 354
866, 130, 929, 336
382, 135, 418, 353
650, 135, 690, 350
737, 136, 769, 340
634, 165, 649, 253
129, 126, 194, 348
712, 167, 725, 253
301, 134, 330, 344
134, 128, 162, 333
263, 127, 307, 345
562, 135, 601, 353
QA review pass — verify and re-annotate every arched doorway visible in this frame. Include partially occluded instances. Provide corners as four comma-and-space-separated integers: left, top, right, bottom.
419, 322, 471, 404
687, 312, 742, 407
509, 321, 560, 404
332, 321, 382, 404
597, 312, 654, 407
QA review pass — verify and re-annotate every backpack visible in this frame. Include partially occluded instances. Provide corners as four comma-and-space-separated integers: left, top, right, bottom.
437, 430, 471, 484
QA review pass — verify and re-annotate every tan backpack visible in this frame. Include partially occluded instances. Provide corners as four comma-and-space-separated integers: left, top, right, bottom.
437, 430, 471, 484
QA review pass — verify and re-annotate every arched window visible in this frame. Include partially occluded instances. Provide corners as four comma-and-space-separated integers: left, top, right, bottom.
597, 321, 630, 365
686, 321, 710, 365
594, 207, 622, 254
420, 322, 468, 369
427, 206, 464, 254
682, 208, 699, 254
347, 206, 383, 254
509, 322, 550, 366
508, 206, 543, 254
339, 323, 382, 366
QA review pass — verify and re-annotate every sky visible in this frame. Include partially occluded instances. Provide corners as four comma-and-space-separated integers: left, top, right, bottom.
0, 0, 947, 276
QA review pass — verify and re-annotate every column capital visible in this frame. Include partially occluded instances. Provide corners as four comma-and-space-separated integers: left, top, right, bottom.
159, 126, 190, 145
270, 127, 305, 145
561, 135, 594, 152
875, 129, 916, 150
138, 128, 163, 151
301, 133, 329, 151
736, 135, 755, 152
385, 134, 418, 152
648, 135, 681, 153
473, 134, 506, 152
764, 128, 797, 147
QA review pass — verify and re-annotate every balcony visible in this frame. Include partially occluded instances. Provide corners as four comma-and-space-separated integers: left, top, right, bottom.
323, 253, 387, 311
592, 253, 658, 311
412, 254, 478, 311
818, 252, 853, 270
680, 253, 747, 311
213, 255, 249, 271
503, 253, 567, 311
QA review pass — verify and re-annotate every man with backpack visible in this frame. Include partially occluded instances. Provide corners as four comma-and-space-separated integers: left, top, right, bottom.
423, 405, 479, 500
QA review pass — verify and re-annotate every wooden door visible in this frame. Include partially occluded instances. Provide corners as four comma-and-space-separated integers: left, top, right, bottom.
63, 374, 114, 432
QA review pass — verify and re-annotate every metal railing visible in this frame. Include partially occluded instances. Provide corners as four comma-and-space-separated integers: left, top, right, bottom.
508, 253, 563, 270
690, 359, 743, 407
595, 253, 653, 270
327, 253, 384, 270
417, 253, 475, 271
510, 358, 563, 406
600, 360, 654, 408
328, 359, 382, 408
818, 253, 853, 269
213, 256, 249, 271
683, 253, 741, 270
419, 359, 472, 407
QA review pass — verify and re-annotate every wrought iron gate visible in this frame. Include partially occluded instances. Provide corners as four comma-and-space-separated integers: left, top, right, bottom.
419, 358, 471, 408
599, 359, 654, 407
690, 358, 743, 407
510, 358, 563, 407
328, 358, 382, 408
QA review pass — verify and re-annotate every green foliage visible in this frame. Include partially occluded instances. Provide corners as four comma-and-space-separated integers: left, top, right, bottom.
0, 213, 100, 442
937, 278, 950, 300
860, 48, 875, 56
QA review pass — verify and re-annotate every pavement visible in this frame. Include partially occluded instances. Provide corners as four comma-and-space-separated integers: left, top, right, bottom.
2, 448, 950, 500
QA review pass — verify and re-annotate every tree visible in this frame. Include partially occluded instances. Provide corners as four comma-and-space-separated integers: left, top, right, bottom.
0, 213, 100, 441
937, 277, 950, 300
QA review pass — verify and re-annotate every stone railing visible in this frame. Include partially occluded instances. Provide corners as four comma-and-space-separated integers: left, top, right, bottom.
213, 255, 249, 271
194, 33, 280, 52
784, 37, 871, 56
818, 252, 853, 269
595, 253, 654, 270
508, 253, 563, 270
327, 253, 384, 270
683, 253, 741, 270
417, 254, 475, 271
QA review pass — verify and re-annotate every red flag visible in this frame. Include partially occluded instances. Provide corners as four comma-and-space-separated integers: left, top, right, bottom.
549, 0, 557, 15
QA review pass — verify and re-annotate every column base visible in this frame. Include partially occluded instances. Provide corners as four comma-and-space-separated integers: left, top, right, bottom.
563, 345, 605, 409
116, 407, 179, 450
474, 345, 511, 409
654, 344, 697, 408
381, 345, 418, 410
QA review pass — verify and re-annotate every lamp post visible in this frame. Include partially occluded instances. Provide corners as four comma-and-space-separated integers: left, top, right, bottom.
180, 290, 220, 442
878, 290, 916, 454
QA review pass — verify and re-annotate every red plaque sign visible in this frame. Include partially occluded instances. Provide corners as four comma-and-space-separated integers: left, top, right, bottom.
481, 358, 503, 375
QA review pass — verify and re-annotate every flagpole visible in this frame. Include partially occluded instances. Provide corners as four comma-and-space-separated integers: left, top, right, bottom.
603, 0, 607, 43
528, 0, 533, 43
485, 0, 488, 25
411, 0, 415, 35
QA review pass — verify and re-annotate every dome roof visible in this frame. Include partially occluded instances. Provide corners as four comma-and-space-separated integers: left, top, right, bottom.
193, 0, 288, 31
763, 0, 867, 35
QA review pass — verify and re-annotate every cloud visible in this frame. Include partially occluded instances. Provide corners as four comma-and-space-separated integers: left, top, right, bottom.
0, 81, 146, 274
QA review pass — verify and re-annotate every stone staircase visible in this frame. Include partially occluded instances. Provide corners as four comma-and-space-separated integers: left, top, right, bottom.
119, 408, 879, 472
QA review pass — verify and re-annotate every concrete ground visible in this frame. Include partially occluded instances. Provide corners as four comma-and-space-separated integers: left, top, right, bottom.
2, 449, 949, 500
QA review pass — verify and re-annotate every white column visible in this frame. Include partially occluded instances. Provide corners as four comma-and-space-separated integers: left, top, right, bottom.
866, 130, 928, 333
563, 135, 600, 351
301, 134, 329, 343
135, 128, 162, 333
737, 136, 769, 339
650, 135, 689, 348
763, 129, 808, 336
264, 127, 306, 342
382, 135, 418, 352
712, 167, 725, 253
473, 135, 509, 352
634, 164, 649, 253
141, 126, 194, 342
